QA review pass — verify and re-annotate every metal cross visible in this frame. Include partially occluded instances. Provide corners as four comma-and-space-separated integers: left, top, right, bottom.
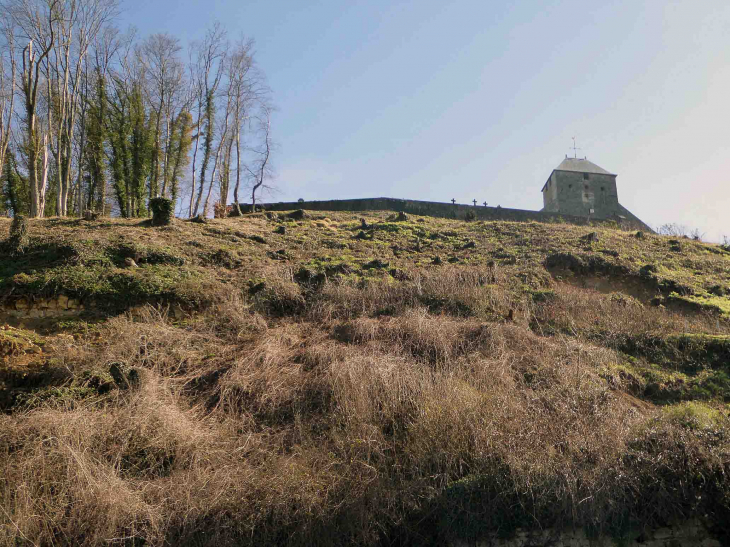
571, 137, 582, 159
483, 201, 488, 207
472, 199, 477, 206
451, 198, 456, 204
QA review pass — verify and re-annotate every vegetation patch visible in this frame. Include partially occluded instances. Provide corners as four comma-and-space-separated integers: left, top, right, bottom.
616, 333, 730, 374
0, 326, 44, 357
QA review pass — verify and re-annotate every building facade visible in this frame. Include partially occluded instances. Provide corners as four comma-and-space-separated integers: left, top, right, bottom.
541, 157, 621, 219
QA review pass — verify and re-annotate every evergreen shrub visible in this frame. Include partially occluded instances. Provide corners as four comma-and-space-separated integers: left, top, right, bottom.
7, 215, 29, 254
150, 197, 174, 226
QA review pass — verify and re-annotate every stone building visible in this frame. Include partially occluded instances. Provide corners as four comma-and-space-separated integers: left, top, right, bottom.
541, 156, 647, 227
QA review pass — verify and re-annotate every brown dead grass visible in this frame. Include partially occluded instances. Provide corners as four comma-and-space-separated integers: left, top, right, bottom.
309, 266, 517, 322
2, 214, 730, 545
2, 284, 728, 546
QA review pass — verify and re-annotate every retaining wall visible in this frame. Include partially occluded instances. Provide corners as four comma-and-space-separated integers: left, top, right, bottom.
256, 197, 653, 232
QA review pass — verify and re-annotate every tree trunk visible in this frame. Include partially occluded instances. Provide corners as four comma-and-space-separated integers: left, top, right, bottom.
188, 100, 202, 217
202, 137, 223, 216
150, 100, 164, 201
161, 115, 170, 197
39, 133, 49, 216
233, 129, 242, 215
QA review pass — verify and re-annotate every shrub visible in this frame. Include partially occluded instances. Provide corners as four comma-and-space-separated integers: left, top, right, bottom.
150, 197, 174, 226
6, 215, 29, 254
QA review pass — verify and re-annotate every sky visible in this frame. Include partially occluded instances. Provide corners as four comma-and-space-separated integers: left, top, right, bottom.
119, 0, 730, 240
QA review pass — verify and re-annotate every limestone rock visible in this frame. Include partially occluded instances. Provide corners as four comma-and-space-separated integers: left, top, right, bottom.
363, 259, 389, 270
581, 232, 599, 243
287, 209, 306, 220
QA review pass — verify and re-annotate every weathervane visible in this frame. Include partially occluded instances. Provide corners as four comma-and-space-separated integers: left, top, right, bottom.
570, 137, 582, 159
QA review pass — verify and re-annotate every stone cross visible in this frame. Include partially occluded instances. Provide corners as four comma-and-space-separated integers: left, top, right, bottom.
472, 199, 477, 206
451, 198, 456, 204
483, 201, 488, 207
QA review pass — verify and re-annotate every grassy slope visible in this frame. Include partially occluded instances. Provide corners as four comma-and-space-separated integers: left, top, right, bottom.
1, 212, 730, 546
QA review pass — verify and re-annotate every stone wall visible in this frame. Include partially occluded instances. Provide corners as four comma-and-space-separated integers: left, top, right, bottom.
2, 295, 85, 318
450, 520, 720, 547
256, 197, 653, 232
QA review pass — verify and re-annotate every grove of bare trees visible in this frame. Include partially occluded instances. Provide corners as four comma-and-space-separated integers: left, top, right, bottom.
0, 0, 273, 219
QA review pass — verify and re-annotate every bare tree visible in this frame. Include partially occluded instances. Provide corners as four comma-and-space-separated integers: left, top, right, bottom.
657, 223, 689, 237
188, 22, 226, 218
0, 20, 17, 189
138, 32, 185, 200
212, 37, 258, 216
0, 10, 275, 220
76, 24, 122, 215
4, 0, 59, 217
223, 37, 261, 216
689, 228, 705, 242
47, 0, 119, 217
201, 91, 231, 215
244, 105, 273, 212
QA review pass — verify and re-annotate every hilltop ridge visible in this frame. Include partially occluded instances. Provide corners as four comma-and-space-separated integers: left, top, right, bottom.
258, 196, 654, 232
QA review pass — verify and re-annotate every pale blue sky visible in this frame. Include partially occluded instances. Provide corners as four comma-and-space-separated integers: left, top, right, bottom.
121, 0, 730, 239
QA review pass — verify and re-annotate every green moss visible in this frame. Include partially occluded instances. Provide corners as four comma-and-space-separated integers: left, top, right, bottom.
6, 262, 207, 310
660, 401, 727, 431
526, 289, 557, 303
680, 295, 730, 318
0, 327, 44, 356
617, 333, 730, 374
604, 360, 730, 403
14, 386, 98, 409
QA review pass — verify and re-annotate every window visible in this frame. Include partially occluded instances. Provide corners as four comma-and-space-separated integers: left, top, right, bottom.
584, 184, 589, 190
568, 184, 572, 189
583, 173, 589, 180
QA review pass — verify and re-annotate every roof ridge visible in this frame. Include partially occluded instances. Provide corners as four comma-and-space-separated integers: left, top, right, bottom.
555, 157, 614, 176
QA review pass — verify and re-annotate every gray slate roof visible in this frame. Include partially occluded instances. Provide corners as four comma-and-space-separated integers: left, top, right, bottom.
554, 157, 615, 175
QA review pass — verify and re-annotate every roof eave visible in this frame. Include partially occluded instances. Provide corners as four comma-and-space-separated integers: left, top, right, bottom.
541, 170, 556, 192
553, 169, 617, 177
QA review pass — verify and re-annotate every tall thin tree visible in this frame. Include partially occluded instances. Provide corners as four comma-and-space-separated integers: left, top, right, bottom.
189, 23, 226, 218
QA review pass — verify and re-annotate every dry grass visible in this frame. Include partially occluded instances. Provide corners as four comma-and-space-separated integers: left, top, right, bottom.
2, 214, 730, 545
530, 283, 728, 339
2, 287, 728, 545
309, 266, 516, 322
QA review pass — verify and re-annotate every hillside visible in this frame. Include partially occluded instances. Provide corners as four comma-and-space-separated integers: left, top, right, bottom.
1, 211, 730, 546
